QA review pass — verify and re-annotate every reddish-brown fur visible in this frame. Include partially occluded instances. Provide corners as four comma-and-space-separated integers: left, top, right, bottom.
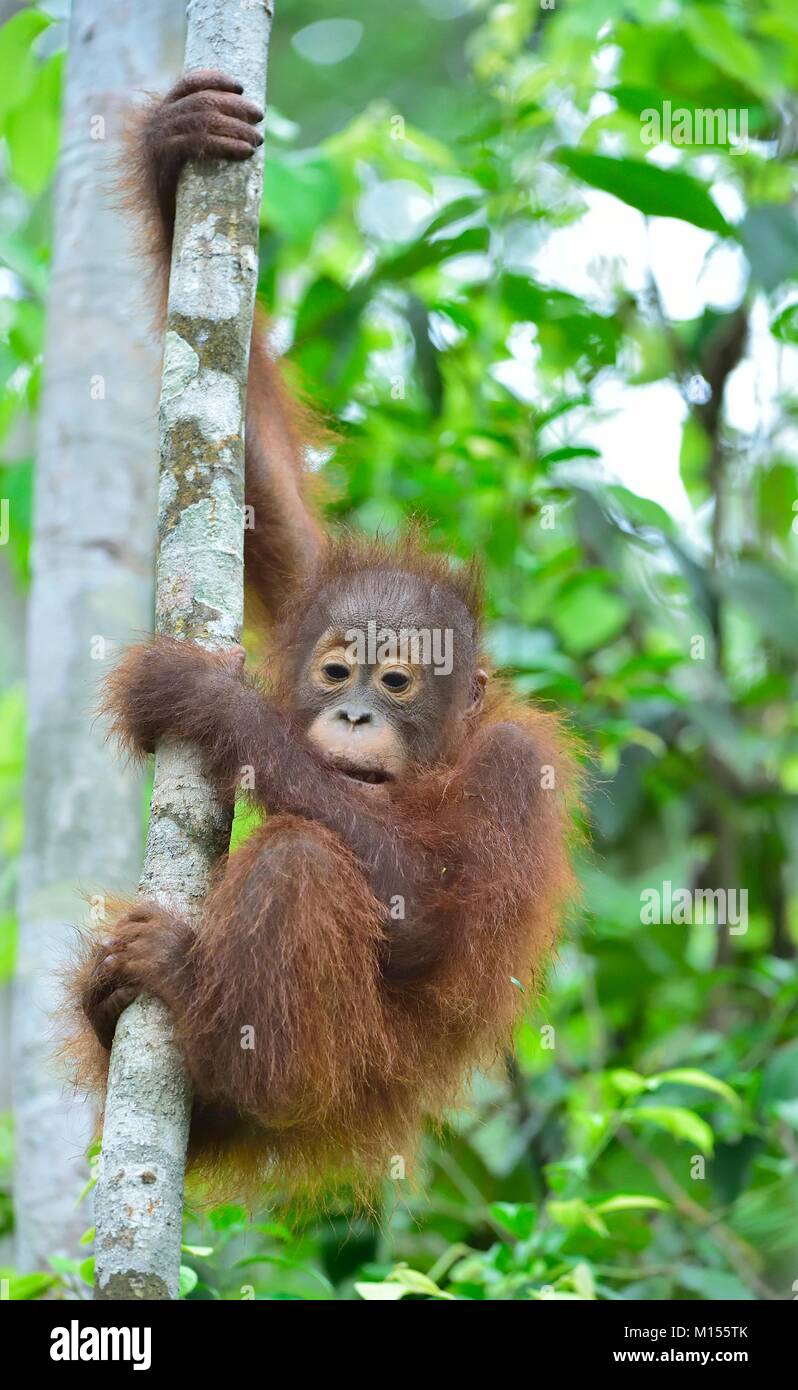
66, 73, 580, 1204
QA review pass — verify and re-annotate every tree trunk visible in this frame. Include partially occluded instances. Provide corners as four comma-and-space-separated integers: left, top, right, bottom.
92, 0, 273, 1302
11, 0, 185, 1276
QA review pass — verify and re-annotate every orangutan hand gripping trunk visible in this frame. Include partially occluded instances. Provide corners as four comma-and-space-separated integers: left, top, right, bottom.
68, 72, 579, 1201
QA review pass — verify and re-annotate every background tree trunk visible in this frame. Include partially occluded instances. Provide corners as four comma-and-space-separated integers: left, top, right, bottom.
11, 0, 185, 1275
92, 0, 273, 1302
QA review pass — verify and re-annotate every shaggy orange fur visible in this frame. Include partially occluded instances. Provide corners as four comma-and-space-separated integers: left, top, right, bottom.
68, 559, 578, 1200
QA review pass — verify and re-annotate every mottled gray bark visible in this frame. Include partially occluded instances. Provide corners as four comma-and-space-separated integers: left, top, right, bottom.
93, 0, 273, 1302
11, 0, 185, 1276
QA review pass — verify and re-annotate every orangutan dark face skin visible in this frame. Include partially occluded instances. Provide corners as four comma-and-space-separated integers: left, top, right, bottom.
68, 69, 578, 1205
303, 644, 417, 784
290, 571, 487, 785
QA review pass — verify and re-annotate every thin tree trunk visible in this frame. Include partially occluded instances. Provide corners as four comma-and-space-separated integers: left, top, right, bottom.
11, 0, 185, 1276
92, 0, 273, 1302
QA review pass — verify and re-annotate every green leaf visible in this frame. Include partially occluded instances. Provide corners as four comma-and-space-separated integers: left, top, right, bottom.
6, 51, 63, 196
229, 799, 263, 852
570, 1262, 596, 1299
680, 412, 712, 504
757, 460, 797, 539
489, 1201, 536, 1239
0, 232, 49, 298
534, 392, 590, 428
2, 1270, 55, 1300
608, 1069, 648, 1098
605, 485, 675, 535
683, 5, 765, 93
386, 1267, 456, 1299
178, 1265, 199, 1298
0, 460, 34, 582
539, 445, 601, 465
555, 149, 733, 236
233, 1254, 334, 1294
79, 1257, 94, 1287
48, 1255, 81, 1276
723, 560, 798, 652
253, 1221, 293, 1241
354, 1281, 408, 1300
294, 275, 354, 339
552, 579, 629, 656
774, 1098, 798, 1131
0, 912, 17, 983
422, 193, 483, 239
262, 154, 340, 244
356, 1267, 455, 1300
548, 1199, 609, 1238
377, 224, 489, 282
627, 1105, 714, 1154
594, 1195, 670, 1214
0, 9, 50, 128
761, 1040, 798, 1108
649, 1068, 740, 1108
201, 1202, 245, 1232
770, 302, 798, 345
678, 1266, 755, 1301
501, 275, 620, 367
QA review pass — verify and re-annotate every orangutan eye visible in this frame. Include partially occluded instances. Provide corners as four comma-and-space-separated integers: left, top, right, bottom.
322, 660, 351, 682
381, 667, 412, 693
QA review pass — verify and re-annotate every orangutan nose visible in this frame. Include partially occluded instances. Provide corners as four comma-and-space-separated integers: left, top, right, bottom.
336, 704, 373, 726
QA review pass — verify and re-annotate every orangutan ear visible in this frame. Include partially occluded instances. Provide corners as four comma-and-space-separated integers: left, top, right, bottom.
466, 668, 489, 716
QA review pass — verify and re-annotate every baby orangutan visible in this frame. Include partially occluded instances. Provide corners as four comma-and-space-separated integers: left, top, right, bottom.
70, 71, 578, 1201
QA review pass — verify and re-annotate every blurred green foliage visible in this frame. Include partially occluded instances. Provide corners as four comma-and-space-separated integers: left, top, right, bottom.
1, 0, 798, 1300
